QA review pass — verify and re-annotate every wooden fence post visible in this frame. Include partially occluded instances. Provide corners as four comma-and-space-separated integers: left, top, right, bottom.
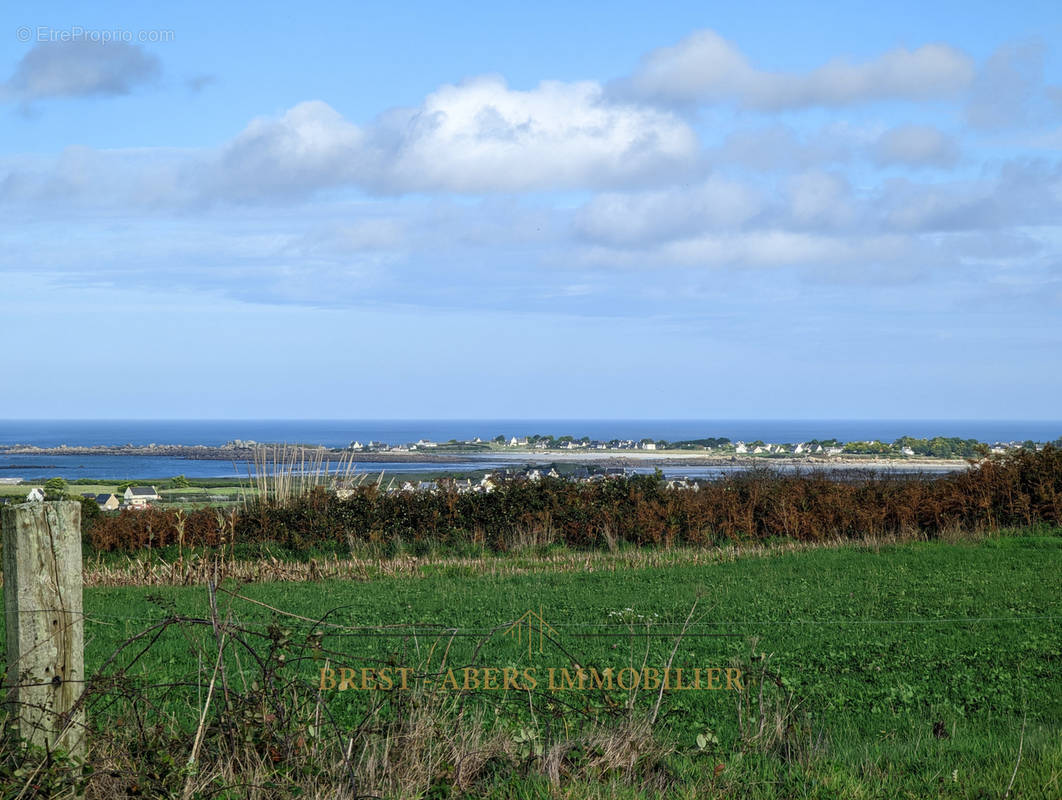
2, 501, 84, 758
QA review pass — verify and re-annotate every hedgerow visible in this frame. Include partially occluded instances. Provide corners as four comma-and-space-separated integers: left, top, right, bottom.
86, 447, 1062, 553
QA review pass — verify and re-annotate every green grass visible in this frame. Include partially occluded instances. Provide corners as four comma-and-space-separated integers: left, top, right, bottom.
4, 534, 1060, 797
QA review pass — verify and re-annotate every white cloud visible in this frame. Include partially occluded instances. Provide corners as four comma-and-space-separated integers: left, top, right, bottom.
785, 171, 855, 228
574, 177, 763, 245
204, 76, 700, 198
620, 29, 975, 109
965, 41, 1046, 129
2, 41, 160, 103
710, 124, 857, 170
581, 230, 914, 270
872, 125, 959, 168
206, 101, 366, 200
878, 160, 1062, 232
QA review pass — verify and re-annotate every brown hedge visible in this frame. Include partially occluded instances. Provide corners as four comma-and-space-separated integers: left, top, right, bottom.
87, 446, 1062, 553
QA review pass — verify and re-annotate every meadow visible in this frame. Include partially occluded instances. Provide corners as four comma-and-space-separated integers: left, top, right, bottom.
3, 529, 1059, 798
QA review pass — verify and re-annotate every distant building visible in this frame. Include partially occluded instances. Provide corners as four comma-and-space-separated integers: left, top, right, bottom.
666, 478, 698, 491
25, 487, 45, 502
95, 493, 120, 511
525, 465, 559, 481
124, 486, 159, 506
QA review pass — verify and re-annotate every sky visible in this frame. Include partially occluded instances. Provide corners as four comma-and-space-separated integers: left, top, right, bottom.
1, 0, 1060, 419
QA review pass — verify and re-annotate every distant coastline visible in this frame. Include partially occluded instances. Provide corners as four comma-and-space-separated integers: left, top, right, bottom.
0, 442, 975, 471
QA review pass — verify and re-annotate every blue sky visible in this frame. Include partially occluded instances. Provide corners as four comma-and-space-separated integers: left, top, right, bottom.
1, 0, 1060, 419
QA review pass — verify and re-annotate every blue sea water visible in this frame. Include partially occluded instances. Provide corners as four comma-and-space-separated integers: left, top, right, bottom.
0, 420, 1056, 481
2, 419, 1059, 449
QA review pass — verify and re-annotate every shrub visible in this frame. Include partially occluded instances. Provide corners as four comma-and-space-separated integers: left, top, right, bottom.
86, 447, 1062, 554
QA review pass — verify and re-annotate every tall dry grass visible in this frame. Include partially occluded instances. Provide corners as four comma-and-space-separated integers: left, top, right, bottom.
243, 444, 359, 508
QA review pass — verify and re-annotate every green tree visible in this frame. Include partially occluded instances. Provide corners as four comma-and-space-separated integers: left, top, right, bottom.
172, 474, 192, 488
78, 495, 102, 534
43, 477, 68, 499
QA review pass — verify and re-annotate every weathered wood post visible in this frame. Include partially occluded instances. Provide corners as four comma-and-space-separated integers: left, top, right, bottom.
2, 501, 84, 758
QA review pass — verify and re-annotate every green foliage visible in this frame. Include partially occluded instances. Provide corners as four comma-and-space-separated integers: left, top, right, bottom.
171, 474, 192, 488
669, 437, 732, 449
0, 731, 90, 799
82, 447, 1062, 555
43, 476, 68, 499
842, 440, 892, 455
79, 494, 103, 535
893, 436, 982, 458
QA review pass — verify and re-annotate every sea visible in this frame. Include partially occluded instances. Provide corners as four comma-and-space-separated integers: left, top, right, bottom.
0, 419, 1058, 481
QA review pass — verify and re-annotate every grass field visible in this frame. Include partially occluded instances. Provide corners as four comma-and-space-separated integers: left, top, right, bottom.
7, 530, 1057, 798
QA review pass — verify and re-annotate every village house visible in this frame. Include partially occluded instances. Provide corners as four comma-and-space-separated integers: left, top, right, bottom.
508, 437, 529, 447
666, 478, 699, 491
124, 486, 160, 507
95, 493, 120, 511
525, 465, 559, 481
25, 487, 45, 502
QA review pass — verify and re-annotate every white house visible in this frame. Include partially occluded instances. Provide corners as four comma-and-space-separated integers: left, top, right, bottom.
26, 487, 45, 502
508, 437, 528, 447
735, 442, 748, 454
124, 486, 160, 506
641, 441, 657, 451
526, 466, 559, 481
